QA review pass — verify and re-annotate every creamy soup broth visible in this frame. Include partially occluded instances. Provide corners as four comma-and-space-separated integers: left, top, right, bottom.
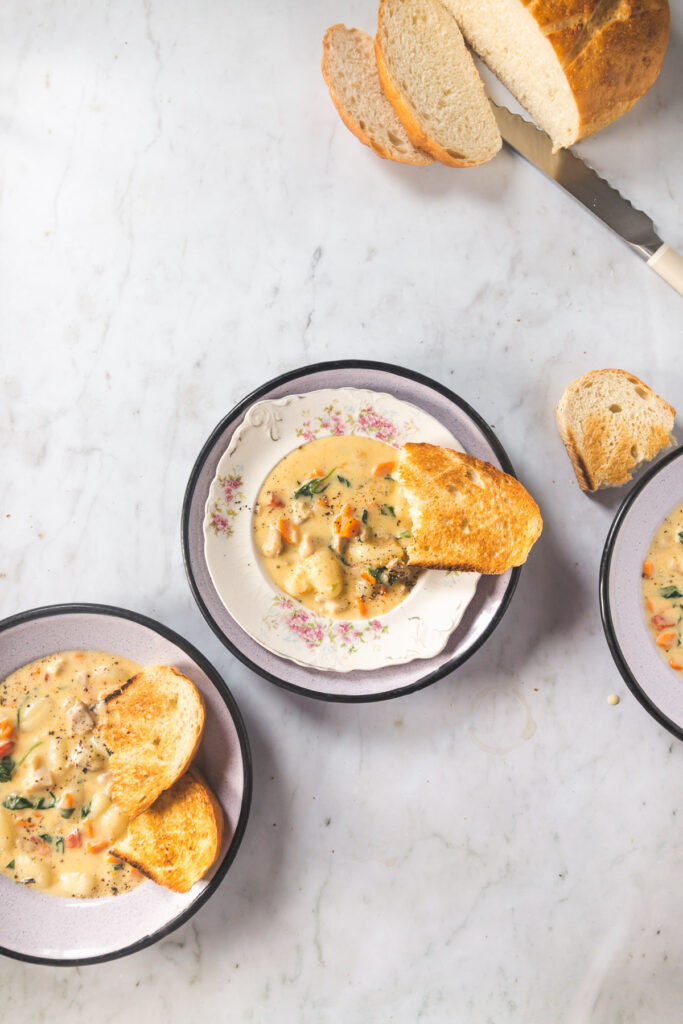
0, 650, 143, 898
642, 500, 683, 672
254, 436, 419, 619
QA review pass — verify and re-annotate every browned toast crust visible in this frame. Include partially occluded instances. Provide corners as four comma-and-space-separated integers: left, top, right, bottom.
112, 765, 224, 894
98, 665, 205, 819
397, 444, 542, 573
555, 369, 675, 491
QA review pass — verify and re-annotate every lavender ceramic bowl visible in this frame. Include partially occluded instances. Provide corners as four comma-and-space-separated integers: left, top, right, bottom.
182, 360, 521, 701
0, 604, 252, 965
601, 447, 683, 740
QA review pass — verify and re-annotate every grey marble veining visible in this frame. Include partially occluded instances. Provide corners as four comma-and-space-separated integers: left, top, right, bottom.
1, 0, 682, 1020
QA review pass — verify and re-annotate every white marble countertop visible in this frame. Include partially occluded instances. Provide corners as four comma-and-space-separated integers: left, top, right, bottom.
2, 1, 682, 1020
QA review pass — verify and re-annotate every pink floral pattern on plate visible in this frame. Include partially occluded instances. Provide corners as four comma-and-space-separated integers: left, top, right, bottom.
263, 596, 388, 654
295, 403, 415, 447
208, 473, 244, 537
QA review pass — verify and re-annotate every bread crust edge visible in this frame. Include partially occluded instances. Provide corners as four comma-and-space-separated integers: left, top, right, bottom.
555, 368, 676, 491
541, 1, 671, 146
374, 3, 501, 168
322, 25, 434, 166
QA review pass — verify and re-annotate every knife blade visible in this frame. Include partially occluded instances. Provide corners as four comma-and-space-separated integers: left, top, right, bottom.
491, 101, 683, 297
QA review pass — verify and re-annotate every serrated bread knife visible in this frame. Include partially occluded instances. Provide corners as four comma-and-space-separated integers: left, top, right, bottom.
491, 102, 683, 298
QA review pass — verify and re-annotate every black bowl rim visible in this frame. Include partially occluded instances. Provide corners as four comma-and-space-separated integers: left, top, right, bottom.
599, 444, 683, 742
0, 601, 253, 967
181, 359, 521, 702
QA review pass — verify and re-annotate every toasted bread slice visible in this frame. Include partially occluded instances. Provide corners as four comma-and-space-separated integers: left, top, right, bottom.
556, 369, 675, 491
397, 444, 542, 573
375, 0, 501, 168
322, 25, 433, 165
112, 766, 224, 893
98, 665, 205, 818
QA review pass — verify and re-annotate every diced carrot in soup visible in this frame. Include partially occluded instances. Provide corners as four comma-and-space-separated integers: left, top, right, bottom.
86, 839, 110, 854
339, 517, 362, 538
278, 518, 298, 545
656, 630, 677, 649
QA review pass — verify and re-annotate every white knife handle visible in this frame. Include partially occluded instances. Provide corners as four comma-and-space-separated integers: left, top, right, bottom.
647, 244, 683, 297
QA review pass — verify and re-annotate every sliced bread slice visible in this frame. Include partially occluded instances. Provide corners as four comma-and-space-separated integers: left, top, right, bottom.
397, 443, 542, 573
441, 0, 670, 150
375, 0, 501, 167
111, 766, 223, 893
97, 665, 205, 818
555, 369, 675, 491
322, 24, 433, 165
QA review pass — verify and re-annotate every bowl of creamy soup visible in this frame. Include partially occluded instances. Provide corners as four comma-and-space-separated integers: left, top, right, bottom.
201, 386, 481, 675
0, 649, 143, 900
0, 604, 251, 965
601, 445, 683, 741
185, 362, 522, 701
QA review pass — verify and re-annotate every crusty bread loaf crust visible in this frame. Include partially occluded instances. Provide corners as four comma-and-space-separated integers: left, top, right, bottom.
98, 665, 205, 819
534, 0, 670, 142
555, 369, 676, 491
397, 444, 542, 573
445, 0, 670, 148
375, 0, 501, 167
322, 24, 433, 165
112, 766, 224, 893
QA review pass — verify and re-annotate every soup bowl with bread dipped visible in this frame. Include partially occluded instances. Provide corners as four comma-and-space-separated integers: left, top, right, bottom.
187, 364, 542, 700
0, 604, 251, 965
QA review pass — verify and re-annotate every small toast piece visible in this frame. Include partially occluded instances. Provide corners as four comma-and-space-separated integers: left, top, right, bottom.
98, 665, 205, 818
375, 0, 501, 168
322, 24, 433, 165
555, 369, 675, 491
397, 444, 542, 573
111, 766, 223, 893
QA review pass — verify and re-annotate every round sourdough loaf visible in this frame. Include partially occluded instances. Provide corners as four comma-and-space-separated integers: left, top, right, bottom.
442, 0, 670, 150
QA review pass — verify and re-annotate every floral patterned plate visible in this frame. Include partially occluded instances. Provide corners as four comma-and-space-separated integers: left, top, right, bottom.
183, 361, 520, 701
203, 388, 480, 672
